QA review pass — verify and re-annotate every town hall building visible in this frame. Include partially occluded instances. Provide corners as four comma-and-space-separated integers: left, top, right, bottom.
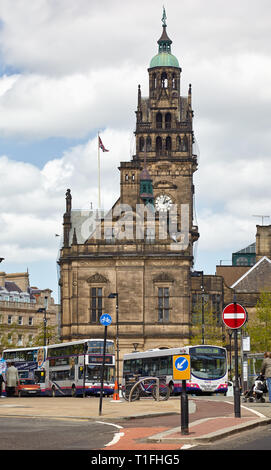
58, 12, 224, 377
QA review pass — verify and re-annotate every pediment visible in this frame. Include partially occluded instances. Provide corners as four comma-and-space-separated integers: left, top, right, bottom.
87, 273, 108, 284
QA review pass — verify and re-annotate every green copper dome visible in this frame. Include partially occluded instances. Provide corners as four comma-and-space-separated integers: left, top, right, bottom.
150, 52, 179, 69
149, 8, 180, 69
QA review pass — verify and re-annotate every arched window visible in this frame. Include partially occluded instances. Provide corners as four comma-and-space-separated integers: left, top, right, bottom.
166, 136, 172, 151
146, 136, 152, 152
177, 136, 182, 151
156, 112, 162, 129
172, 73, 176, 89
161, 72, 168, 88
165, 113, 171, 129
183, 135, 188, 151
156, 136, 162, 154
139, 137, 145, 152
152, 73, 157, 89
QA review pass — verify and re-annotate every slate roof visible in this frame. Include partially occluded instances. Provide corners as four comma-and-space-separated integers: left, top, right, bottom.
231, 256, 271, 292
4, 281, 22, 293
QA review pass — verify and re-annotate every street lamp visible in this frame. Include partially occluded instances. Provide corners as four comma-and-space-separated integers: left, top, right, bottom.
201, 273, 205, 345
37, 296, 48, 346
108, 292, 119, 393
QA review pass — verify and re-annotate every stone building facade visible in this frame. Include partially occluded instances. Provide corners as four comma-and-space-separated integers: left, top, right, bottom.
216, 225, 271, 320
58, 16, 200, 367
0, 271, 59, 352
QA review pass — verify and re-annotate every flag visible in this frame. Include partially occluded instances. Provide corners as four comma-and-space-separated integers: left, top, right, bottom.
98, 136, 109, 152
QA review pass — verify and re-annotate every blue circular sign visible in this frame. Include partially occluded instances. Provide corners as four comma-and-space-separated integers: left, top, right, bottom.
100, 313, 112, 326
175, 356, 189, 372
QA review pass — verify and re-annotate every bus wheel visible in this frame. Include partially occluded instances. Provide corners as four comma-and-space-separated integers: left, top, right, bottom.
71, 385, 76, 397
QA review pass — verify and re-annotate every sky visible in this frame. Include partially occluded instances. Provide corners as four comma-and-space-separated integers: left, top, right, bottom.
0, 0, 271, 302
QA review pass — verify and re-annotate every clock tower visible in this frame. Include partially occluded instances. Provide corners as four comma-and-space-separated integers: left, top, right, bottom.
59, 9, 200, 369
119, 7, 198, 250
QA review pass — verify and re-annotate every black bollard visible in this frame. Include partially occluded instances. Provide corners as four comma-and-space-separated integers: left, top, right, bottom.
181, 380, 189, 435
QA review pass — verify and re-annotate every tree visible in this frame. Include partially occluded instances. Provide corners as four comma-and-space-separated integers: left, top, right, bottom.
190, 299, 226, 347
246, 291, 271, 353
0, 321, 19, 352
33, 321, 59, 346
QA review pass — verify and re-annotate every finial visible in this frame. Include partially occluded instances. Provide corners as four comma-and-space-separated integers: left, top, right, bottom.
162, 6, 167, 27
72, 228, 78, 245
138, 84, 141, 106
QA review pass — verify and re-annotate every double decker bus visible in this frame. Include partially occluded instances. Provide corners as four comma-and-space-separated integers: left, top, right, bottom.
46, 339, 115, 397
122, 344, 228, 395
2, 346, 47, 393
3, 339, 115, 397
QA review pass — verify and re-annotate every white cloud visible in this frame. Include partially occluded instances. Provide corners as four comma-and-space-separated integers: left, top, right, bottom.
0, 0, 270, 286
0, 67, 143, 138
0, 129, 131, 262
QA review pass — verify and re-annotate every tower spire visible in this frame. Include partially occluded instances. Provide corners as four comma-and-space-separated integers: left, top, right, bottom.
162, 6, 167, 26
158, 7, 172, 54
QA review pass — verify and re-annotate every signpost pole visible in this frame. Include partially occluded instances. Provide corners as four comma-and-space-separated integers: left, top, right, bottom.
181, 379, 189, 435
98, 313, 112, 416
173, 354, 190, 435
222, 301, 246, 419
99, 324, 107, 416
233, 305, 241, 418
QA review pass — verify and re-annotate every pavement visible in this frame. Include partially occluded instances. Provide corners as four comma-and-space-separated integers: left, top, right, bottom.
0, 393, 271, 449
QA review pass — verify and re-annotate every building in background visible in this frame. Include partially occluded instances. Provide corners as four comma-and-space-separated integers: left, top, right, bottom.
0, 271, 59, 352
217, 224, 271, 315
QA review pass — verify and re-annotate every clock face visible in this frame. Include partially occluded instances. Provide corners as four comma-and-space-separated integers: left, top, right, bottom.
155, 194, 173, 212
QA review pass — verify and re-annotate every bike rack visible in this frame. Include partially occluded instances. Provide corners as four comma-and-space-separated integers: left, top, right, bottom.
128, 376, 160, 402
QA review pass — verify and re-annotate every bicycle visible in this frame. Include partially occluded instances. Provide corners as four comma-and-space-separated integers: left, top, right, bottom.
122, 376, 170, 402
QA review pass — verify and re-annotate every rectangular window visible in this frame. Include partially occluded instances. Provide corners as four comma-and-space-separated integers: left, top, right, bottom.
158, 287, 170, 322
28, 317, 33, 326
18, 335, 23, 346
91, 287, 103, 323
18, 316, 23, 325
8, 315, 12, 325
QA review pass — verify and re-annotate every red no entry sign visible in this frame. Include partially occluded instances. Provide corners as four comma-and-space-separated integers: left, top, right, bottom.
222, 302, 247, 329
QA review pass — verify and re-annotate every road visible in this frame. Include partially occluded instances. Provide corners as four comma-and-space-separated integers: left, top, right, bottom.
193, 423, 271, 450
0, 416, 117, 450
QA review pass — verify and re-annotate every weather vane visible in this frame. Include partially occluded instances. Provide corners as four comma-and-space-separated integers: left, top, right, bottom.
162, 6, 167, 27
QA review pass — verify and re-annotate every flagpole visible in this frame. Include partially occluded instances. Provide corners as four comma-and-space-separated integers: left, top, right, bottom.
98, 132, 101, 210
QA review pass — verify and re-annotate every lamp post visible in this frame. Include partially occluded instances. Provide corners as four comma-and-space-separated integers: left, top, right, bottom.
201, 275, 205, 345
108, 292, 119, 393
37, 296, 48, 346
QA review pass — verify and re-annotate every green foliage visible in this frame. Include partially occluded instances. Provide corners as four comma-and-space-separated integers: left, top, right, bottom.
33, 322, 59, 346
190, 300, 226, 347
246, 291, 271, 353
0, 322, 19, 351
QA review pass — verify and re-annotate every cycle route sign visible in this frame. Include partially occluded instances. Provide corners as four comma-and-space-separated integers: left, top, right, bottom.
173, 355, 191, 380
100, 313, 112, 326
